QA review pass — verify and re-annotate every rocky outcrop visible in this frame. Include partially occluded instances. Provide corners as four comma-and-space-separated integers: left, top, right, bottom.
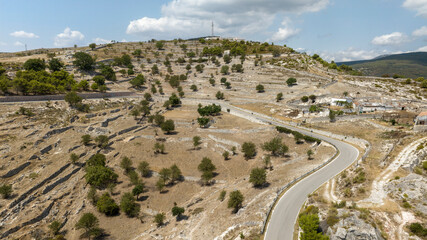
327, 212, 384, 240
385, 173, 427, 214
1, 162, 31, 178
43, 126, 73, 139
101, 114, 122, 127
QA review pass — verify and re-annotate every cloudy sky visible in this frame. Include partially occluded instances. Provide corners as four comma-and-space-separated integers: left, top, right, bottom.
1, 0, 427, 61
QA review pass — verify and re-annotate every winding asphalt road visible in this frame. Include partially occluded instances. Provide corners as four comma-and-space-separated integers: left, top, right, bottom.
192, 100, 359, 240
178, 99, 360, 240
3, 93, 359, 239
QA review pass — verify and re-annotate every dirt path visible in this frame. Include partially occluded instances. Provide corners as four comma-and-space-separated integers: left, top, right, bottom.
358, 137, 426, 207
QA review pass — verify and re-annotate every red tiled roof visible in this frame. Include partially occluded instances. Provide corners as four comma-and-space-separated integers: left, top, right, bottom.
418, 112, 427, 117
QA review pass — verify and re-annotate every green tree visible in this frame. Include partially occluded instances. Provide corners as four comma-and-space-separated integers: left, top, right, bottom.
70, 153, 79, 164
221, 65, 229, 75
0, 184, 12, 199
89, 43, 96, 50
309, 95, 316, 102
120, 156, 133, 173
219, 190, 226, 201
223, 151, 230, 160
169, 93, 181, 106
256, 84, 264, 93
170, 164, 182, 183
93, 75, 105, 86
85, 166, 118, 188
49, 220, 62, 236
81, 134, 92, 145
100, 65, 116, 81
307, 149, 314, 159
156, 41, 164, 50
197, 117, 210, 128
75, 213, 101, 240
228, 190, 244, 213
95, 135, 109, 149
78, 80, 89, 91
153, 142, 165, 154
225, 81, 231, 89
132, 49, 142, 57
86, 154, 106, 168
160, 119, 175, 134
24, 58, 46, 71
263, 155, 272, 170
261, 137, 288, 156
216, 91, 224, 100
120, 192, 140, 217
193, 136, 201, 149
286, 77, 297, 86
299, 213, 328, 240
172, 205, 185, 220
198, 157, 216, 185
64, 91, 82, 107
156, 178, 166, 192
132, 183, 144, 200
144, 92, 152, 101
154, 213, 165, 227
242, 142, 256, 159
276, 92, 283, 102
329, 110, 336, 122
190, 84, 198, 91
151, 64, 159, 75
87, 186, 98, 205
48, 58, 64, 72
159, 168, 172, 183
73, 52, 95, 71
301, 96, 309, 103
130, 74, 145, 88
97, 193, 119, 216
138, 161, 151, 178
223, 54, 231, 64
249, 168, 267, 187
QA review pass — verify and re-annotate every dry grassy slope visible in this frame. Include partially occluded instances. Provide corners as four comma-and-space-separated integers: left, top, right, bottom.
0, 99, 335, 239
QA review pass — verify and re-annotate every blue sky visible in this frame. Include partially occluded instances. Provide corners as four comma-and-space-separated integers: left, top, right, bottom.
1, 0, 427, 61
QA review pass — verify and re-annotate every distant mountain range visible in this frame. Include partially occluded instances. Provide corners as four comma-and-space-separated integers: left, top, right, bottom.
337, 52, 427, 79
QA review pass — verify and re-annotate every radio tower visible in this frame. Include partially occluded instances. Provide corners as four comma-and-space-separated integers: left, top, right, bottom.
211, 21, 214, 36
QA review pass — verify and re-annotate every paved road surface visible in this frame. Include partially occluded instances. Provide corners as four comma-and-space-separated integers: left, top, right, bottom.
182, 99, 359, 240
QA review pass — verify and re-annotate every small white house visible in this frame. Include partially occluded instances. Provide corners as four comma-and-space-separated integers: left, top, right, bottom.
414, 112, 427, 131
330, 98, 352, 107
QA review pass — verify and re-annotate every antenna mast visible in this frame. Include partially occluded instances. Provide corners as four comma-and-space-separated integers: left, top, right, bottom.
212, 21, 214, 36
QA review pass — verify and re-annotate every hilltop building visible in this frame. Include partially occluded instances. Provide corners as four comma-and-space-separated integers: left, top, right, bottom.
414, 112, 427, 131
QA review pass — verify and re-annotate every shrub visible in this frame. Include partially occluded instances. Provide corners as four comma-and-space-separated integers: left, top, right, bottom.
120, 192, 140, 217
75, 213, 101, 239
87, 153, 106, 167
120, 156, 133, 173
219, 190, 226, 201
242, 142, 256, 159
97, 193, 119, 216
249, 168, 267, 187
261, 137, 288, 156
0, 184, 12, 199
228, 190, 244, 213
85, 166, 118, 188
171, 206, 185, 220
160, 119, 175, 134
154, 213, 165, 227
138, 161, 151, 177
95, 135, 109, 149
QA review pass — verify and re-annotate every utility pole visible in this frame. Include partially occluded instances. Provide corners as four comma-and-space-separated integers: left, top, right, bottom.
212, 21, 214, 36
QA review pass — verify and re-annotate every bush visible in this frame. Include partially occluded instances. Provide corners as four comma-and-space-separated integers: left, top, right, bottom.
197, 117, 210, 128
160, 119, 175, 134
64, 91, 83, 107
249, 168, 267, 187
73, 52, 95, 71
0, 184, 12, 199
85, 166, 118, 188
120, 192, 140, 217
138, 161, 151, 177
75, 213, 101, 239
95, 135, 109, 149
87, 153, 106, 167
132, 183, 144, 200
171, 206, 185, 220
154, 213, 165, 227
24, 59, 46, 71
228, 190, 244, 213
261, 137, 288, 156
408, 223, 427, 237
219, 190, 226, 201
97, 193, 119, 216
423, 161, 427, 171
256, 84, 264, 93
198, 104, 221, 116
81, 134, 92, 145
242, 142, 256, 159
286, 77, 297, 86
120, 156, 133, 173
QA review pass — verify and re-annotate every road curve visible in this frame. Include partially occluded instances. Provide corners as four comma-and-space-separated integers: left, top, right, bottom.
179, 99, 359, 240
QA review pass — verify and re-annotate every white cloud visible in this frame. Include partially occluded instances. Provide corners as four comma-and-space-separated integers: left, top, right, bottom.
54, 27, 85, 47
14, 41, 24, 47
0, 42, 6, 46
93, 38, 110, 44
320, 48, 380, 62
371, 32, 409, 46
403, 0, 427, 18
126, 0, 329, 39
412, 26, 427, 36
271, 19, 300, 42
10, 30, 39, 38
418, 46, 427, 51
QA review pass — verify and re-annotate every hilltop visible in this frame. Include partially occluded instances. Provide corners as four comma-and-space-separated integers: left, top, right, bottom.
338, 52, 427, 79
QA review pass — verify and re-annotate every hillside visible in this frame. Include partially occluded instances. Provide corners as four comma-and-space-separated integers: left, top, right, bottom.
338, 52, 427, 79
